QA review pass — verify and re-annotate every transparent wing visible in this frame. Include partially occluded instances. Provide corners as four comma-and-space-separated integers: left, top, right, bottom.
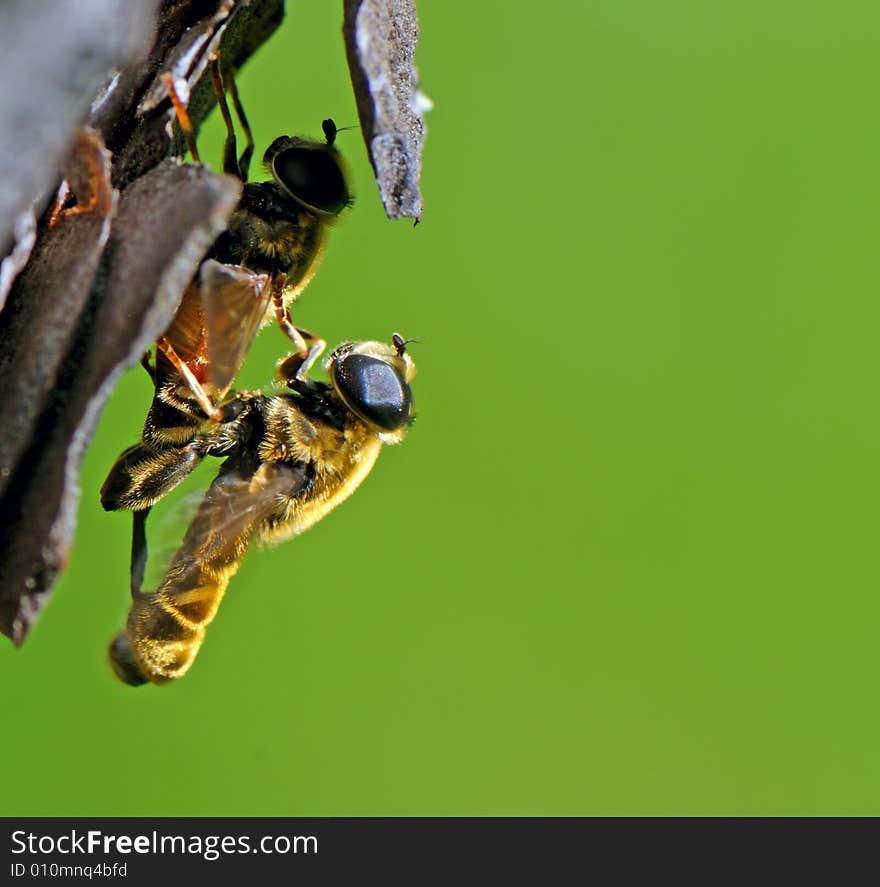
161, 277, 207, 369
145, 458, 311, 599
200, 259, 272, 394
133, 483, 211, 595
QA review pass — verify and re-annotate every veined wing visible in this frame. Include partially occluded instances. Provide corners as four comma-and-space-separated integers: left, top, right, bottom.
200, 259, 272, 395
161, 277, 208, 370
151, 456, 311, 608
118, 458, 311, 685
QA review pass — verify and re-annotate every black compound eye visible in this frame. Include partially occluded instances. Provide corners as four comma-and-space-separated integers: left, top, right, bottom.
334, 354, 411, 432
273, 147, 349, 214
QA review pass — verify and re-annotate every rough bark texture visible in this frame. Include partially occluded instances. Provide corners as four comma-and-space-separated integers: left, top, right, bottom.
0, 129, 118, 499
0, 0, 159, 267
343, 0, 427, 221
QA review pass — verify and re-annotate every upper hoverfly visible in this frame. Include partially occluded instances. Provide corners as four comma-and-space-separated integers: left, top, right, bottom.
103, 334, 416, 686
145, 57, 352, 448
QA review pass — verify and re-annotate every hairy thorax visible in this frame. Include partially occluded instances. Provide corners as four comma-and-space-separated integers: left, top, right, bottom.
258, 395, 383, 542
213, 182, 328, 292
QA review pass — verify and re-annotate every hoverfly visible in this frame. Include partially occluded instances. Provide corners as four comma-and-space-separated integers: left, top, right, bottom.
147, 58, 352, 445
103, 334, 416, 686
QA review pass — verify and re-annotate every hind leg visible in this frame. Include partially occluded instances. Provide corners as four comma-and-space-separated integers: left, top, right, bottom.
100, 442, 204, 512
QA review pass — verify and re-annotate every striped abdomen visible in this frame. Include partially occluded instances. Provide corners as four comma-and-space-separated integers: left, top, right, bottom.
109, 458, 309, 685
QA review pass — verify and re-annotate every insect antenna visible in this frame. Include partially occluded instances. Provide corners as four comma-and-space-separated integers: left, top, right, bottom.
321, 119, 359, 144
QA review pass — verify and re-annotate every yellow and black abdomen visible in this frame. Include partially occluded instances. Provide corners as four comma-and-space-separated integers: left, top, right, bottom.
109, 451, 312, 685
109, 557, 236, 686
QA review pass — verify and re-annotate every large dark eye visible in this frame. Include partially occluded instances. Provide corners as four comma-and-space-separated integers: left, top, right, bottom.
334, 354, 412, 431
273, 147, 349, 214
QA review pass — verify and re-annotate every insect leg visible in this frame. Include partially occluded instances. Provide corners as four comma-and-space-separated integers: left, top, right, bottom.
276, 331, 326, 383
209, 55, 239, 178
101, 441, 205, 511
130, 507, 151, 597
226, 69, 254, 181
161, 73, 200, 162
139, 350, 155, 382
272, 287, 310, 357
156, 335, 222, 421
295, 336, 326, 379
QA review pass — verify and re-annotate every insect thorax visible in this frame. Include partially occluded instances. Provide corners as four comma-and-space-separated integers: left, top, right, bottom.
210, 182, 326, 279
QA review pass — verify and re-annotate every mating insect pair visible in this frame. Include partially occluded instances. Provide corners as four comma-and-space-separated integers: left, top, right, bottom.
100, 62, 416, 685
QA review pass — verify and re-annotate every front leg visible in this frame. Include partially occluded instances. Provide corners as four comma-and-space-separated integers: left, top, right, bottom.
275, 331, 326, 386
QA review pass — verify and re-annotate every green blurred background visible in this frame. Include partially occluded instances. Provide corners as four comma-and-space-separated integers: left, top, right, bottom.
4, 0, 880, 815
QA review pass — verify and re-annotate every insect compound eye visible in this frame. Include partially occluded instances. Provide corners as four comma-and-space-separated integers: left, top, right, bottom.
272, 146, 349, 215
333, 353, 412, 432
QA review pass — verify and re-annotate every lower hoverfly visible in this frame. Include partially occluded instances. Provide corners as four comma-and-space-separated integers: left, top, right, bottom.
102, 334, 416, 685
